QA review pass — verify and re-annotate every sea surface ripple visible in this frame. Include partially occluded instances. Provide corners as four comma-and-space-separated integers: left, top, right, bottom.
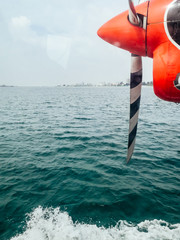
0, 86, 180, 240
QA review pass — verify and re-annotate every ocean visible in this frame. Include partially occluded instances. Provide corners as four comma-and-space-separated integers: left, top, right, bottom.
0, 86, 180, 240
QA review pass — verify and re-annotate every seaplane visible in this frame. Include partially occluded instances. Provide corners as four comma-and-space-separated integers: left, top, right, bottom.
97, 0, 180, 162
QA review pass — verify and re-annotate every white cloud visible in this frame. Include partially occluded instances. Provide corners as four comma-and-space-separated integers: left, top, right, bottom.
11, 16, 31, 28
9, 15, 45, 47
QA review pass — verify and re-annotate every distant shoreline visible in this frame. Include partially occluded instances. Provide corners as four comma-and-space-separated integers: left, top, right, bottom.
0, 83, 153, 88
57, 82, 153, 87
0, 85, 14, 87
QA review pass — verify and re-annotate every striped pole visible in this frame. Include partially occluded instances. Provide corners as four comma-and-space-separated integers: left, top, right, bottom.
127, 54, 142, 163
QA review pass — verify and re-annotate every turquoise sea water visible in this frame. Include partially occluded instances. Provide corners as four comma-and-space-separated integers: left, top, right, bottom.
0, 86, 180, 240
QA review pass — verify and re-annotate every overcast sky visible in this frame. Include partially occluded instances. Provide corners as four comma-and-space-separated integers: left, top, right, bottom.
0, 0, 153, 86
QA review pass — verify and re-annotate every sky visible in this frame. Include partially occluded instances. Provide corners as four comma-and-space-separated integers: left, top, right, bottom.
0, 0, 153, 86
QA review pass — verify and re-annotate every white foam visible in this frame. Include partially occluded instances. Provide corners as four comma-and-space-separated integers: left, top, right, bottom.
11, 207, 180, 240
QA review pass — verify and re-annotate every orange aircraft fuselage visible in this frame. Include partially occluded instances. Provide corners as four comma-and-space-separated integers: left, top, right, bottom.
97, 0, 180, 103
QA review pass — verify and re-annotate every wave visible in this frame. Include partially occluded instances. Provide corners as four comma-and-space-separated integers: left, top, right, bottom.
10, 207, 180, 240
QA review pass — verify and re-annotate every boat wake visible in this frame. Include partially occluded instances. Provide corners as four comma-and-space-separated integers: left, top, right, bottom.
11, 206, 180, 240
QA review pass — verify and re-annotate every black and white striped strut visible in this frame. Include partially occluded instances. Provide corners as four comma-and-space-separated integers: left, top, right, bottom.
126, 0, 143, 163
127, 54, 142, 163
